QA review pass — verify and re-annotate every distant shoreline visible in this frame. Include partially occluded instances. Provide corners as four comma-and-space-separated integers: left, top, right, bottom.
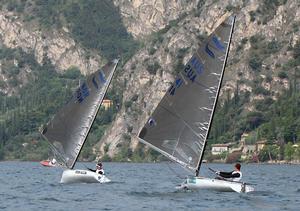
1, 160, 300, 165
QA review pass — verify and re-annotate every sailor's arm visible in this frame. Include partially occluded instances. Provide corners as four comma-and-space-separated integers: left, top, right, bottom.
231, 172, 241, 178
218, 171, 234, 178
87, 167, 96, 172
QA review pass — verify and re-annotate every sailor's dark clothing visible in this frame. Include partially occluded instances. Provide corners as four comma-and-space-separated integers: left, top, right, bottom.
218, 170, 242, 181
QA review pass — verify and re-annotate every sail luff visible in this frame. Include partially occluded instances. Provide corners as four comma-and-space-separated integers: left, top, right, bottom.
159, 104, 204, 140
41, 59, 119, 169
195, 16, 236, 176
138, 15, 236, 172
70, 60, 119, 169
41, 132, 68, 167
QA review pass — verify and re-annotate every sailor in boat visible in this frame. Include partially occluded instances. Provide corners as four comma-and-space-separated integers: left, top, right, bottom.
95, 162, 104, 175
50, 158, 57, 165
88, 161, 105, 175
215, 163, 242, 182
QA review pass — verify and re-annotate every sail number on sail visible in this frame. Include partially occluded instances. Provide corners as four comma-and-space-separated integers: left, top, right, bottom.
168, 34, 224, 96
76, 70, 106, 103
76, 82, 89, 103
168, 55, 203, 95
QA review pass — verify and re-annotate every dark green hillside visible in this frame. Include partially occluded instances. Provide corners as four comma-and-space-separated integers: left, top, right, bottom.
209, 79, 300, 145
207, 42, 300, 161
0, 1, 299, 162
2, 0, 139, 60
0, 47, 80, 159
0, 47, 122, 160
0, 0, 136, 160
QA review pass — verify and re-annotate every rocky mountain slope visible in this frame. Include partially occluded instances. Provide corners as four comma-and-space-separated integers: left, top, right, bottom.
0, 11, 101, 95
0, 0, 299, 161
97, 0, 300, 159
0, 11, 101, 72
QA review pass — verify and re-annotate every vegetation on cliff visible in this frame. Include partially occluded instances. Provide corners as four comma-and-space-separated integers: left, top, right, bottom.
0, 46, 121, 160
0, 1, 299, 163
1, 0, 139, 61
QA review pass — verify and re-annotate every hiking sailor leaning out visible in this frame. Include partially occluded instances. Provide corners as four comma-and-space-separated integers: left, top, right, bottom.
96, 161, 104, 175
216, 163, 242, 182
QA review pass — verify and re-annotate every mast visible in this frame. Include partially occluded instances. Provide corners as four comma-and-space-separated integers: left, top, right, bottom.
70, 60, 119, 169
138, 15, 236, 174
41, 59, 119, 169
195, 16, 236, 176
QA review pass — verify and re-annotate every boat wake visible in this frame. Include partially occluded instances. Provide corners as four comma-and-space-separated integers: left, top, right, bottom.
128, 190, 194, 198
38, 197, 62, 202
106, 181, 126, 185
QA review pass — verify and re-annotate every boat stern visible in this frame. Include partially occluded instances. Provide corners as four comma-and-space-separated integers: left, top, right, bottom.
177, 176, 255, 193
60, 169, 111, 184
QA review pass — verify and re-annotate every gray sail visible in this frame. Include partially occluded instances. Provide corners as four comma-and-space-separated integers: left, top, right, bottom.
138, 16, 235, 171
41, 59, 119, 169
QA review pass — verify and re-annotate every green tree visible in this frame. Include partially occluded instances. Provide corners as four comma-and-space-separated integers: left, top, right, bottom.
293, 41, 300, 60
0, 146, 4, 160
249, 54, 262, 71
284, 142, 295, 161
258, 145, 279, 162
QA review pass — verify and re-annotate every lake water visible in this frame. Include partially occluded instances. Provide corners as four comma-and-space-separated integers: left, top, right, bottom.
0, 162, 299, 210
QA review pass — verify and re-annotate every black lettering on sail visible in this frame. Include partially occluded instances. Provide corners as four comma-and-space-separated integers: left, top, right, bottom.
138, 16, 235, 171
41, 60, 119, 169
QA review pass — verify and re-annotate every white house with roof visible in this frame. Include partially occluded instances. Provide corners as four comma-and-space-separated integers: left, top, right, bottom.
211, 144, 230, 155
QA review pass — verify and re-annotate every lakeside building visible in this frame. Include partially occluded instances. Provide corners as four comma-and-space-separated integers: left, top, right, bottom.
101, 99, 113, 110
256, 140, 267, 152
211, 144, 230, 155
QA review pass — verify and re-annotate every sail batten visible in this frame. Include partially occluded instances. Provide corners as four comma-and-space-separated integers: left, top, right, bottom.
138, 15, 235, 171
42, 59, 119, 169
196, 16, 235, 175
160, 105, 204, 141
138, 138, 196, 172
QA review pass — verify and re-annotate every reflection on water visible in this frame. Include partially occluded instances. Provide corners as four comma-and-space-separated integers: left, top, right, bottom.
0, 162, 299, 210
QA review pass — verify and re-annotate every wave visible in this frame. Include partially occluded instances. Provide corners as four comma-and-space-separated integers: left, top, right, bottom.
38, 197, 62, 202
128, 190, 194, 198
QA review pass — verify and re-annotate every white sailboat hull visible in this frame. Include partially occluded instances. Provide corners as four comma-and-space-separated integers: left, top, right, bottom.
177, 177, 254, 193
60, 169, 111, 184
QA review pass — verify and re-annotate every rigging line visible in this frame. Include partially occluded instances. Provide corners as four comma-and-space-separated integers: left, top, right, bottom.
196, 16, 236, 176
138, 137, 195, 172
45, 140, 67, 169
71, 61, 119, 169
172, 125, 186, 156
165, 162, 187, 180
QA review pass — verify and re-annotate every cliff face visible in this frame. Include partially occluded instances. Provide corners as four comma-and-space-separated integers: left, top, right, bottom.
98, 0, 300, 158
0, 11, 101, 75
113, 0, 200, 38
0, 0, 299, 159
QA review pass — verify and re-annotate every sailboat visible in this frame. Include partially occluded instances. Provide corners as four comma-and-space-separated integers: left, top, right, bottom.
41, 59, 119, 184
138, 15, 254, 193
40, 158, 57, 167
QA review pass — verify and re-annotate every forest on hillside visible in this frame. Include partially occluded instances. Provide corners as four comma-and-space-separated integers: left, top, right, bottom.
1, 0, 139, 60
0, 46, 123, 160
207, 40, 300, 162
0, 0, 147, 161
0, 0, 299, 162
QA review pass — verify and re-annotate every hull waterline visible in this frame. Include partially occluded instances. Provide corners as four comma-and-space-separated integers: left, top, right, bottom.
177, 177, 254, 193
60, 169, 111, 184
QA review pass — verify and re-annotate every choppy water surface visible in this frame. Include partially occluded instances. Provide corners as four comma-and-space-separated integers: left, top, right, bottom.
0, 162, 299, 210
